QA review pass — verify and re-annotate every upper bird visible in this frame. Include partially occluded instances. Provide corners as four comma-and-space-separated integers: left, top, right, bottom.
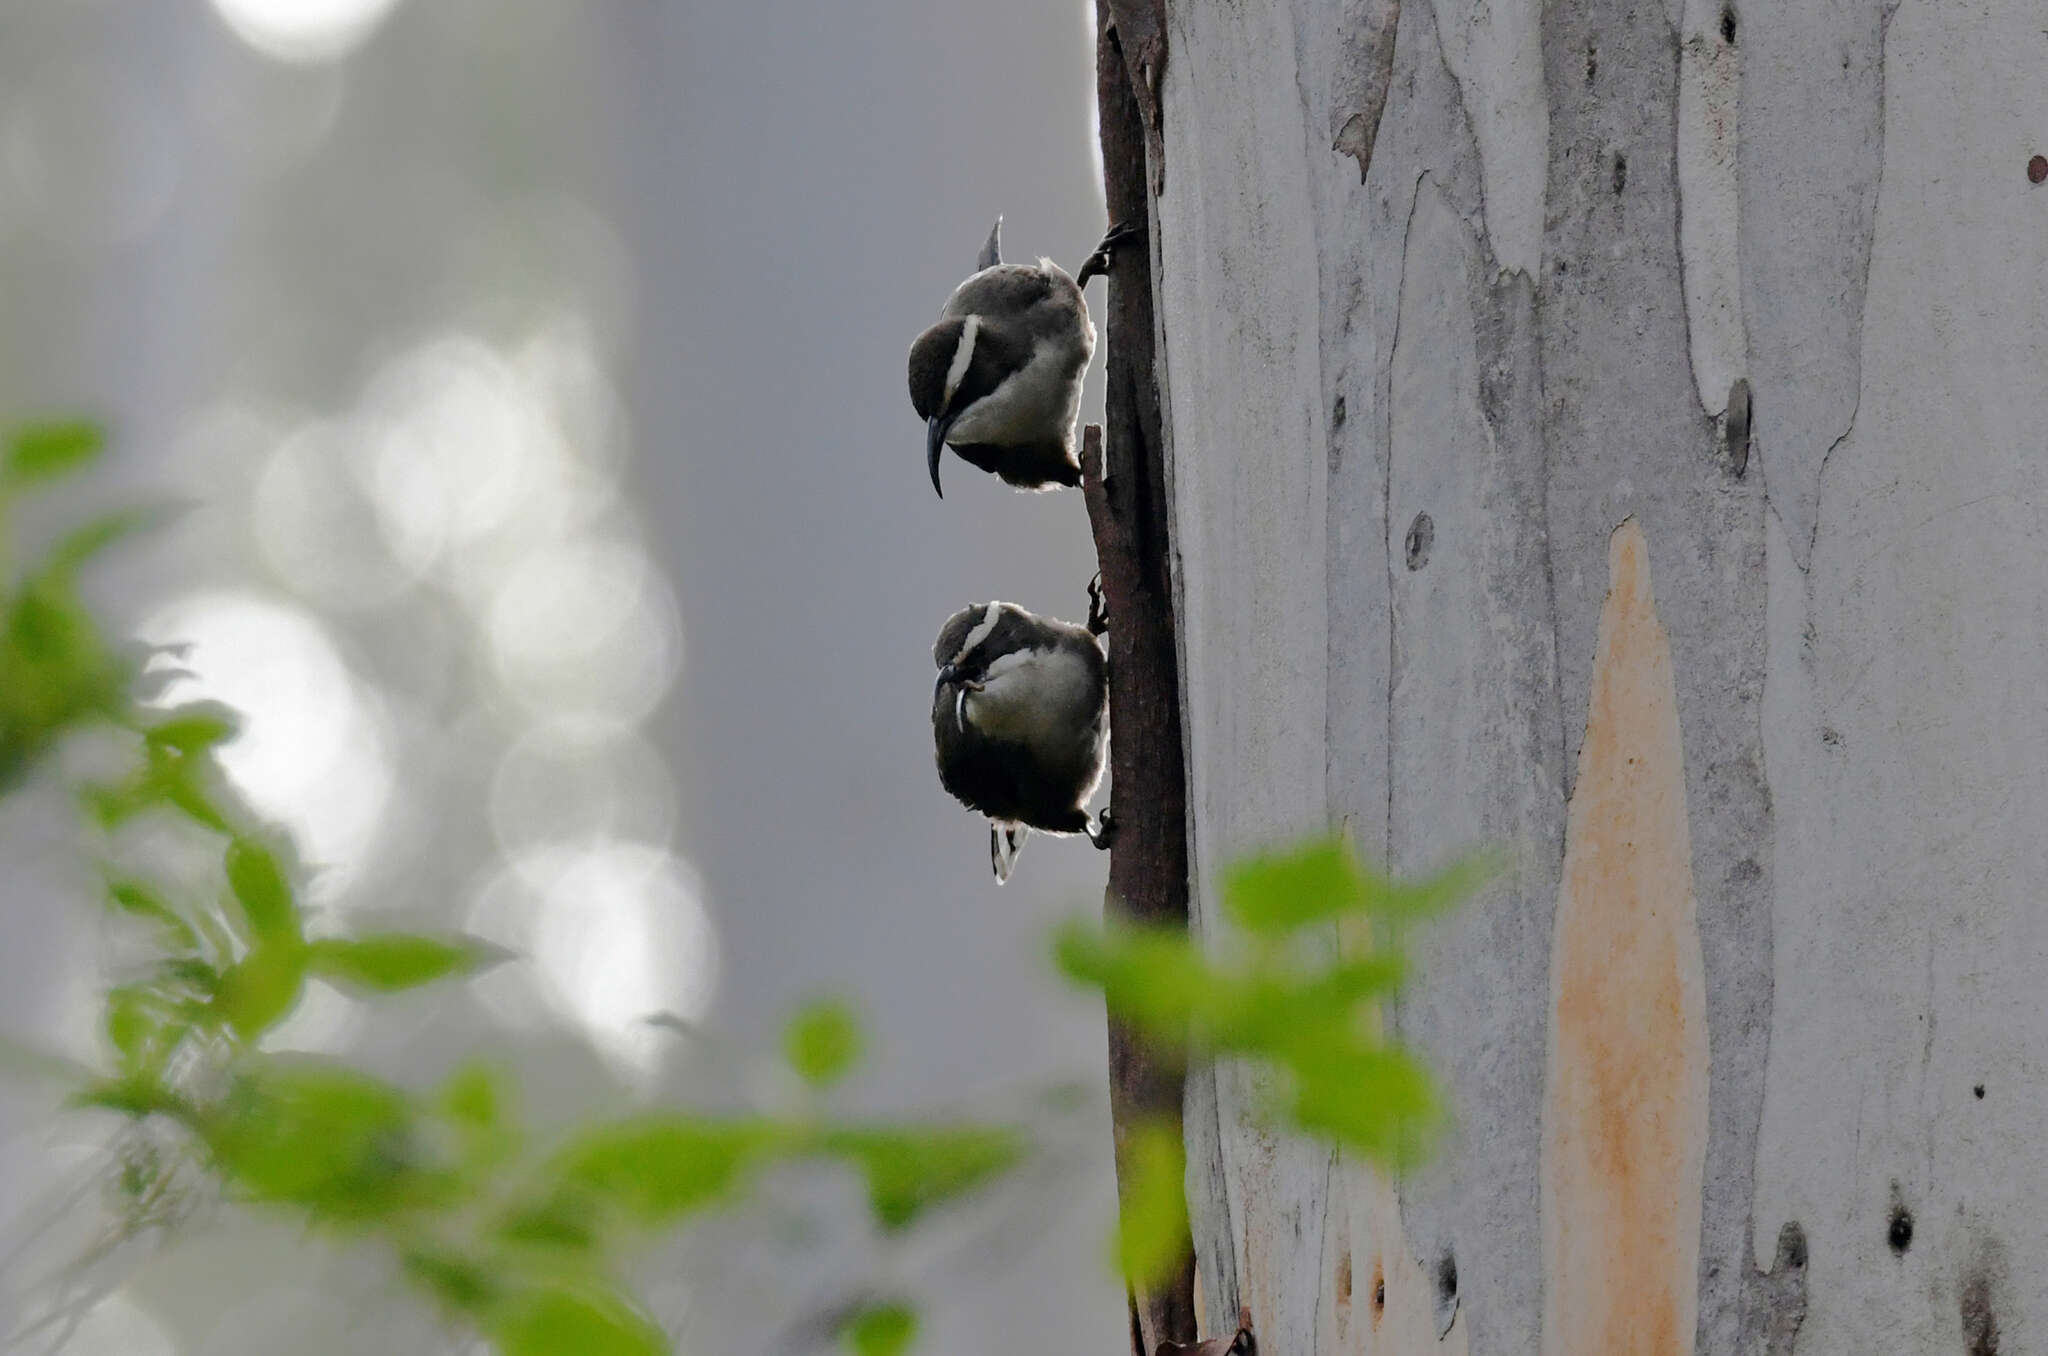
931, 589, 1111, 882
906, 218, 1138, 496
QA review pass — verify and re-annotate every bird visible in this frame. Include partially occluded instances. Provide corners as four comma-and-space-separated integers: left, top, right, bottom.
907, 216, 1143, 496
930, 592, 1112, 882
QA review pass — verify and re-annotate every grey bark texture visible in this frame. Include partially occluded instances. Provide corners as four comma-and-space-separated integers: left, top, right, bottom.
1118, 0, 2048, 1351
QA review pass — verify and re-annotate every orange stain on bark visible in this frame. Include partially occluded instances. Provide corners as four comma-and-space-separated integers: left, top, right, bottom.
1540, 519, 1710, 1356
1338, 1169, 1470, 1354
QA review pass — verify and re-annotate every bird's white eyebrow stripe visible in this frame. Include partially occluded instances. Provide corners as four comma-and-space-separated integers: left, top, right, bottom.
951, 600, 1005, 665
941, 315, 981, 410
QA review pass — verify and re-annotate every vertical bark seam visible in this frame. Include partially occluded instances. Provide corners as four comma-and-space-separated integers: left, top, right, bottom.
1383, 169, 1432, 905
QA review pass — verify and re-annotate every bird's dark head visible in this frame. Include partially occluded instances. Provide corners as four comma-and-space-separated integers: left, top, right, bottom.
932, 599, 1024, 686
907, 316, 977, 423
908, 315, 983, 496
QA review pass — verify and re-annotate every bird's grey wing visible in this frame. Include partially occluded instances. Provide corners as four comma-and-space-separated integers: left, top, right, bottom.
977, 216, 1002, 271
942, 264, 1055, 319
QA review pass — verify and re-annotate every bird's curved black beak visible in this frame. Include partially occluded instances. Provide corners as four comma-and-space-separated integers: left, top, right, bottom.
926, 414, 953, 498
934, 664, 961, 699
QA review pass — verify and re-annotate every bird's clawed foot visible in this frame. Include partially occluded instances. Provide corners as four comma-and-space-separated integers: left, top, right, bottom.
1086, 571, 1109, 636
1075, 219, 1147, 288
1086, 807, 1117, 850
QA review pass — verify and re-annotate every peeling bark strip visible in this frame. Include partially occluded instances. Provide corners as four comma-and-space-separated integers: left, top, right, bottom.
1424, 0, 1548, 274
1675, 0, 1745, 416
1330, 0, 1402, 181
1540, 520, 1710, 1356
1088, 6, 1194, 1352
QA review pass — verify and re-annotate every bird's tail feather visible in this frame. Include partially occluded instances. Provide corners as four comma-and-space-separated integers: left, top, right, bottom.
990, 822, 1028, 883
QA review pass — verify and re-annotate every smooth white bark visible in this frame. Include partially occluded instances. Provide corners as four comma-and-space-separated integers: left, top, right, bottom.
1154, 0, 2042, 1349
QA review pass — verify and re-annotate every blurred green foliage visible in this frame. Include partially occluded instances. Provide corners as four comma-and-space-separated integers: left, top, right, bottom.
784, 997, 864, 1089
1110, 1121, 1190, 1293
1059, 836, 1487, 1285
0, 421, 1023, 1355
840, 1300, 917, 1356
0, 419, 1477, 1350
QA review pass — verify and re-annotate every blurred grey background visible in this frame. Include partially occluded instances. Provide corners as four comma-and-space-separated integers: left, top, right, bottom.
0, 2, 1126, 1351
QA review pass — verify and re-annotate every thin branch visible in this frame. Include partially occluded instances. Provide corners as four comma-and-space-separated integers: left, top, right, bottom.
1084, 7, 1195, 1350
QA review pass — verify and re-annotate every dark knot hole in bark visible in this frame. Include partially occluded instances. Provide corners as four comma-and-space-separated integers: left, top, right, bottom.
1720, 7, 1736, 43
1775, 1220, 1808, 1270
1405, 512, 1434, 571
1888, 1205, 1914, 1255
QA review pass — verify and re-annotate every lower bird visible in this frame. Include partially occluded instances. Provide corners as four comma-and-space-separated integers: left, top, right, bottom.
931, 594, 1111, 882
907, 217, 1142, 496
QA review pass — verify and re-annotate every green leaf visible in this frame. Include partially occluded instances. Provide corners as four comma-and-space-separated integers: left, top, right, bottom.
491, 1281, 669, 1356
307, 933, 505, 994
1198, 959, 1406, 1058
71, 1074, 189, 1121
403, 1248, 498, 1315
1221, 835, 1374, 937
1378, 852, 1499, 921
821, 1126, 1022, 1232
161, 767, 232, 833
214, 942, 306, 1040
157, 957, 222, 998
104, 877, 198, 951
1283, 1045, 1439, 1167
841, 1301, 918, 1356
203, 1061, 442, 1221
784, 998, 863, 1088
1058, 835, 1473, 1171
439, 1062, 522, 1183
1053, 919, 1213, 1037
495, 1194, 602, 1254
440, 1061, 510, 1129
225, 838, 299, 944
1113, 1121, 1191, 1290
6, 421, 103, 485
550, 1117, 785, 1227
45, 506, 164, 576
2, 580, 121, 742
104, 986, 163, 1065
142, 703, 239, 755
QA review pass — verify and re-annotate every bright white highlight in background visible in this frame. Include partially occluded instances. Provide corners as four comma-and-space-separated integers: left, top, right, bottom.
47, 1293, 174, 1356
210, 0, 406, 63
470, 841, 718, 1081
141, 592, 392, 897
488, 543, 682, 725
365, 335, 593, 577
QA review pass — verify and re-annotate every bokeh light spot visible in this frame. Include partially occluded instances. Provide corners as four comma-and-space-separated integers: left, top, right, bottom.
253, 421, 418, 610
488, 543, 682, 724
139, 592, 391, 898
490, 721, 678, 858
45, 1292, 174, 1356
209, 0, 406, 64
469, 842, 717, 1081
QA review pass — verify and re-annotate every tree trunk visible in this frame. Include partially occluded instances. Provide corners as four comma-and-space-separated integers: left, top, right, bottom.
1117, 0, 2048, 1350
